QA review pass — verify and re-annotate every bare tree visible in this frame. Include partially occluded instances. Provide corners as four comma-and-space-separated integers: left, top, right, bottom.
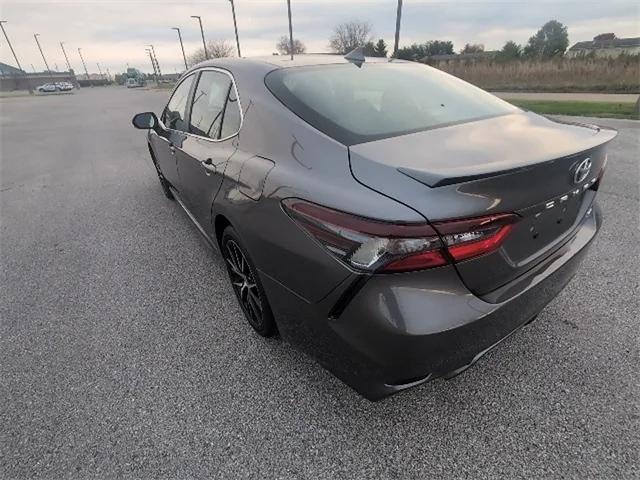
276, 35, 306, 56
188, 40, 234, 66
329, 20, 373, 54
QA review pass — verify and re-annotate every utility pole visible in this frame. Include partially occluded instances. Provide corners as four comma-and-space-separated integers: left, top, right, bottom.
286, 0, 294, 60
0, 20, 33, 93
393, 0, 403, 58
191, 15, 208, 60
146, 49, 159, 86
78, 47, 92, 87
228, 0, 241, 57
171, 27, 188, 70
60, 42, 71, 70
106, 68, 111, 83
146, 44, 162, 80
34, 33, 51, 72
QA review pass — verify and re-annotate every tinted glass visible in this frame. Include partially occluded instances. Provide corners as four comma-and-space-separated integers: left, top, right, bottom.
265, 63, 518, 145
189, 71, 232, 139
220, 87, 241, 139
162, 74, 194, 131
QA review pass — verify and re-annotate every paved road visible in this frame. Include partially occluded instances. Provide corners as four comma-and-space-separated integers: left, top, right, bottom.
1, 88, 638, 479
494, 91, 639, 103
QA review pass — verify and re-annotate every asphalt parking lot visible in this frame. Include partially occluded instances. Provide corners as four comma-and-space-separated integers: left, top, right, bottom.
1, 87, 638, 478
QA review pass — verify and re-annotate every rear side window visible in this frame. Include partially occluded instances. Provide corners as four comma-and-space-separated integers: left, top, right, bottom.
189, 71, 232, 139
162, 74, 195, 131
265, 63, 517, 145
220, 87, 241, 139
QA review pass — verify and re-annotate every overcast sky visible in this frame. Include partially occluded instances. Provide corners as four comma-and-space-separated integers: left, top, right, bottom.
1, 0, 639, 75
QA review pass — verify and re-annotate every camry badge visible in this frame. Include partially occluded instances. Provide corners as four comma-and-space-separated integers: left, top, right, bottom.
574, 157, 592, 184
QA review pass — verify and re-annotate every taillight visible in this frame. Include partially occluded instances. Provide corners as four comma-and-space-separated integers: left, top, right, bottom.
433, 214, 517, 262
282, 198, 517, 273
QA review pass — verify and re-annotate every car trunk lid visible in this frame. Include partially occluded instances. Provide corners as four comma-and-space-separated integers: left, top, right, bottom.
348, 112, 617, 296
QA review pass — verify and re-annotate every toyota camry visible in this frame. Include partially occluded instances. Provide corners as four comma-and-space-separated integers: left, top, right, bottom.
132, 54, 616, 400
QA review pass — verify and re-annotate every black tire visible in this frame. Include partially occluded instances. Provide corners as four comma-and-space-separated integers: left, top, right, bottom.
149, 148, 173, 199
221, 226, 276, 337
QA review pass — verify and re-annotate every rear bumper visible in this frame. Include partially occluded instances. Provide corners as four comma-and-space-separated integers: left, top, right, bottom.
262, 204, 601, 400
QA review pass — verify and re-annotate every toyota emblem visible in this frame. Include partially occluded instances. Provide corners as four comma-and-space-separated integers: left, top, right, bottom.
574, 157, 592, 184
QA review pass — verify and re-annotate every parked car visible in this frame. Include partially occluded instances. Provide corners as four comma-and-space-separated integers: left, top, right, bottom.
56, 82, 73, 91
132, 55, 617, 400
36, 83, 58, 92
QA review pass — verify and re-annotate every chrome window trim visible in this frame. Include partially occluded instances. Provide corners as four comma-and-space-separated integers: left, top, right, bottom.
160, 67, 244, 144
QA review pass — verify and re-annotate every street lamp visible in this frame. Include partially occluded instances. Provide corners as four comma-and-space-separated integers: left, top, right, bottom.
145, 48, 159, 86
96, 62, 105, 81
228, 0, 241, 57
286, 0, 294, 60
34, 33, 51, 72
77, 47, 92, 87
146, 44, 162, 79
0, 20, 33, 93
393, 0, 403, 58
171, 27, 188, 70
60, 42, 72, 71
191, 15, 208, 59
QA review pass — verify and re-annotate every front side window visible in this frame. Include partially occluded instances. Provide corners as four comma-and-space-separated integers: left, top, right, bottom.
162, 74, 195, 131
189, 71, 232, 139
265, 63, 518, 145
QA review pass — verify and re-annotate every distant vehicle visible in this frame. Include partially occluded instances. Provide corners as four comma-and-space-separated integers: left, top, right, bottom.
132, 56, 616, 400
126, 77, 145, 88
124, 68, 146, 88
36, 83, 58, 92
56, 82, 73, 91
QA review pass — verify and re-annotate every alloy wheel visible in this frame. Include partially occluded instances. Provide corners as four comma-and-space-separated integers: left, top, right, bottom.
224, 239, 264, 330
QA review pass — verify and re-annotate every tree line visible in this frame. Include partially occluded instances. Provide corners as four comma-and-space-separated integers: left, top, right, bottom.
184, 19, 571, 64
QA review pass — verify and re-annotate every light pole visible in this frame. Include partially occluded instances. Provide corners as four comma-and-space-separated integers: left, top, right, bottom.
286, 0, 294, 60
77, 47, 92, 87
145, 49, 159, 86
191, 15, 208, 60
0, 20, 33, 93
96, 62, 105, 82
146, 44, 162, 80
228, 0, 241, 57
34, 33, 51, 72
393, 0, 403, 58
171, 27, 188, 70
60, 42, 72, 71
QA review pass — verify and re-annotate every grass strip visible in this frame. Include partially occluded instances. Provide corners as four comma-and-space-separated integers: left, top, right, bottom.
509, 99, 638, 119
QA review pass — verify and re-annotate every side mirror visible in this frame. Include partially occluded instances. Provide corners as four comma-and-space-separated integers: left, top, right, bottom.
132, 112, 158, 130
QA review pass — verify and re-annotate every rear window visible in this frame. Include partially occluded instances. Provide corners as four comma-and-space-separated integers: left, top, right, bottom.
265, 62, 517, 145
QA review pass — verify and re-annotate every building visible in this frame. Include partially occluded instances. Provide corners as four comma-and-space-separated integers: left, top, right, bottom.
567, 33, 640, 58
0, 61, 25, 76
0, 62, 80, 91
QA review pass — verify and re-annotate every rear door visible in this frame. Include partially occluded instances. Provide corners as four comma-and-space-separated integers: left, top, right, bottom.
175, 69, 242, 235
149, 73, 196, 188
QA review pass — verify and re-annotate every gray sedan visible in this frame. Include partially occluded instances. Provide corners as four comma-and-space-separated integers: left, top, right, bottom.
132, 55, 616, 400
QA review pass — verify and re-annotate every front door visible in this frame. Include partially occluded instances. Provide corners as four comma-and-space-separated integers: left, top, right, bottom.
175, 69, 243, 235
150, 73, 196, 188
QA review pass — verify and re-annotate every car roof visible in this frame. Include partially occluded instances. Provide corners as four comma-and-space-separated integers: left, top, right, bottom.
187, 54, 407, 73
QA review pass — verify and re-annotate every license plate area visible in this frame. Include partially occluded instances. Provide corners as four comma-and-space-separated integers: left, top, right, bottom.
506, 188, 587, 263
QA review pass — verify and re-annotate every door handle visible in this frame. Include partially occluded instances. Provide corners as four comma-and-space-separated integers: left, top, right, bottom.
169, 144, 176, 154
201, 158, 217, 174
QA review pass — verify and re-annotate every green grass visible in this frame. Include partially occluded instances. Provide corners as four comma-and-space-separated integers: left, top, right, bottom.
509, 99, 638, 119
